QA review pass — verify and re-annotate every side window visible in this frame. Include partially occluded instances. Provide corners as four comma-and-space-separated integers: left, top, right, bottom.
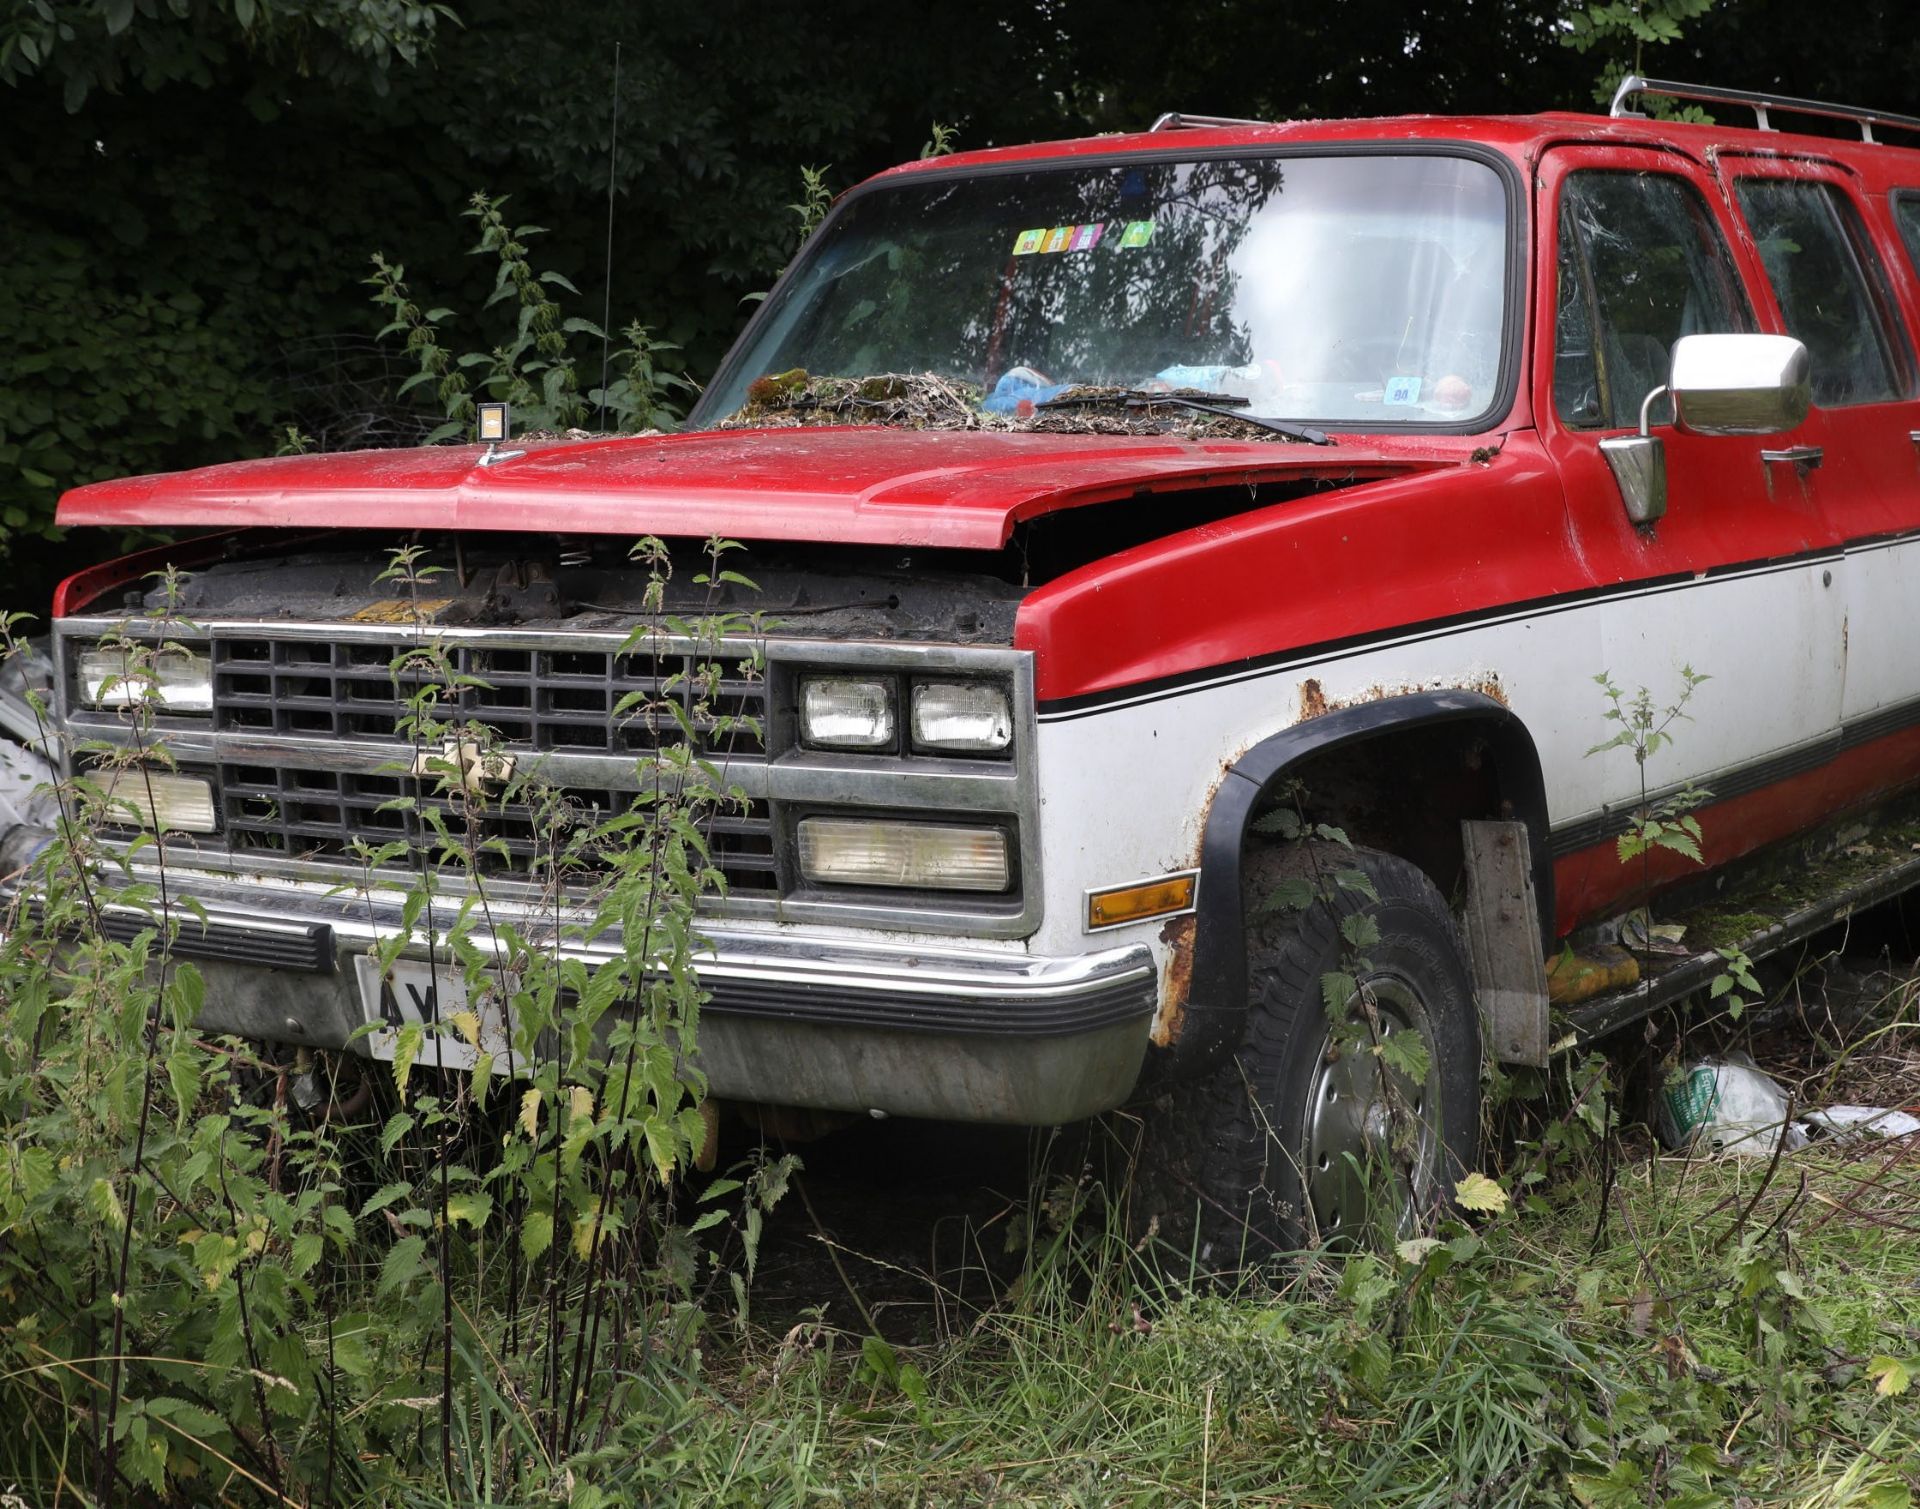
1734, 179, 1912, 407
1892, 190, 1920, 276
1555, 172, 1750, 430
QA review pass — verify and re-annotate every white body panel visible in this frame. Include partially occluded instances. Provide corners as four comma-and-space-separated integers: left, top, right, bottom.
1029, 555, 1851, 962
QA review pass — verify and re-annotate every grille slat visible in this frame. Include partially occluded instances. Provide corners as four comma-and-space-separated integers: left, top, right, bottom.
206, 632, 774, 894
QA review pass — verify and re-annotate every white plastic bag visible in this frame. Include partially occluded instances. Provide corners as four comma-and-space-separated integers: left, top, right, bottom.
1656, 1053, 1808, 1157
1801, 1105, 1920, 1141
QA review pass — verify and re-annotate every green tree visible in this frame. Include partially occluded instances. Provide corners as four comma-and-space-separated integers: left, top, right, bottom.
1560, 0, 1719, 108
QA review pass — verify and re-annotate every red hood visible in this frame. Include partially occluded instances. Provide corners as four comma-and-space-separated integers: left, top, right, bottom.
57, 425, 1460, 550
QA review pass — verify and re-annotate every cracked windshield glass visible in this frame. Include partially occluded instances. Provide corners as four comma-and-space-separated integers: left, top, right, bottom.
707, 153, 1509, 431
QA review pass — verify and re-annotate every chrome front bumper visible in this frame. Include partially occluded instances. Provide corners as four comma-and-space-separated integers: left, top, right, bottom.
21, 851, 1157, 1125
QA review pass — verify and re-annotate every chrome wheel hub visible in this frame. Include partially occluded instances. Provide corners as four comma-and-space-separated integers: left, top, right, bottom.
1302, 974, 1439, 1247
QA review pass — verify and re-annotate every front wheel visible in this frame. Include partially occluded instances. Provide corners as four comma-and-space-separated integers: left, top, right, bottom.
1142, 844, 1482, 1268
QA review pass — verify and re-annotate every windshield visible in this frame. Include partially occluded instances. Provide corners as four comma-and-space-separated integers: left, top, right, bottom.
701, 152, 1511, 431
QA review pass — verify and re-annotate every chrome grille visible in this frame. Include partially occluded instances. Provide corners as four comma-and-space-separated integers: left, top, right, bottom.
202, 630, 773, 891
216, 763, 777, 891
210, 636, 766, 756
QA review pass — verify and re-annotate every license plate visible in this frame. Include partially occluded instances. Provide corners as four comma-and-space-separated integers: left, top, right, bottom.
352, 956, 516, 1071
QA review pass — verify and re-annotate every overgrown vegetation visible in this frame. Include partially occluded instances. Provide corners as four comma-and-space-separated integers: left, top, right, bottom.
740, 1123, 1920, 1506
1, 591, 1917, 1502
369, 193, 699, 439
0, 539, 794, 1503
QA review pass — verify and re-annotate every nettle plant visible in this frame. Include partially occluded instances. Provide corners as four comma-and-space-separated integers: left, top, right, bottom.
1587, 667, 1760, 1019
0, 540, 791, 1505
368, 191, 699, 441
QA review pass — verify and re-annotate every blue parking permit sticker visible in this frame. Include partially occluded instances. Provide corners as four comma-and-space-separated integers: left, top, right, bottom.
1385, 375, 1422, 405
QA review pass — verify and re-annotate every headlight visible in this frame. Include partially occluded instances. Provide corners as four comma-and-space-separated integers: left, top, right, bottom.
95, 769, 219, 834
911, 681, 1012, 753
77, 644, 213, 713
796, 817, 1010, 892
800, 677, 894, 750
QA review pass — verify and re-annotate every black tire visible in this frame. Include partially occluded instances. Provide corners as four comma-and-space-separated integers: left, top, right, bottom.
1135, 843, 1481, 1270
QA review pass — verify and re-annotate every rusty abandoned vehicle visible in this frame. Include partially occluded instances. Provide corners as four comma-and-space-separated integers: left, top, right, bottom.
11, 78, 1920, 1259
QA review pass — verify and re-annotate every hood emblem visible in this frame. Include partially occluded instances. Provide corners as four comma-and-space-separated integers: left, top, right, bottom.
412, 737, 516, 797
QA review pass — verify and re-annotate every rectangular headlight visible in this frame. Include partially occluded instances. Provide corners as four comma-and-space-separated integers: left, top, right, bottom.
911, 681, 1012, 753
800, 677, 895, 749
96, 769, 219, 834
796, 817, 1010, 892
77, 644, 213, 713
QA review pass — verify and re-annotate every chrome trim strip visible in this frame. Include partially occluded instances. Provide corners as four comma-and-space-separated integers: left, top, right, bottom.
105, 862, 1144, 1003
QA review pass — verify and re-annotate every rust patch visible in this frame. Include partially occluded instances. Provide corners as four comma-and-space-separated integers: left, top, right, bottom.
1150, 913, 1198, 1047
1301, 672, 1509, 720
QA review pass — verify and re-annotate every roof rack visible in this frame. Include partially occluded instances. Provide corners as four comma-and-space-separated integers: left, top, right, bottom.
1609, 75, 1920, 144
1148, 111, 1275, 132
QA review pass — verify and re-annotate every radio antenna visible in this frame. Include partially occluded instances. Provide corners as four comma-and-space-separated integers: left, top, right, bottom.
597, 41, 622, 432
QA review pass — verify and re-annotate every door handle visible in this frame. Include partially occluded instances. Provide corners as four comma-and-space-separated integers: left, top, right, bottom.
1761, 444, 1823, 473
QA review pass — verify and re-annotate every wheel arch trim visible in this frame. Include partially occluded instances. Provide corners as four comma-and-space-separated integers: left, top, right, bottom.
1148, 689, 1552, 1082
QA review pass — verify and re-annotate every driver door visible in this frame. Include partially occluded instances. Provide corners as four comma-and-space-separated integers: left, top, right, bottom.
1535, 145, 1846, 905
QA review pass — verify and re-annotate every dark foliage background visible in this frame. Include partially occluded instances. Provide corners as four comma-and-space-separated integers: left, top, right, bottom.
3, 0, 1917, 609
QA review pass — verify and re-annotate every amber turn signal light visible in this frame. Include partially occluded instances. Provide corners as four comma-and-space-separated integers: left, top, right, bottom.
1086, 871, 1199, 931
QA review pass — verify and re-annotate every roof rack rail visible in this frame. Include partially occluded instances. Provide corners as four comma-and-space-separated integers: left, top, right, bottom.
1148, 111, 1275, 132
1609, 75, 1920, 144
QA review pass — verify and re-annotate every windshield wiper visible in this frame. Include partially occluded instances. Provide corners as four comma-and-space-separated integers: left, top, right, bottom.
1037, 387, 1334, 446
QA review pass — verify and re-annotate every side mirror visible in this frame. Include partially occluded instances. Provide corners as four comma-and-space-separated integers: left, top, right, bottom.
1669, 332, 1811, 436
1599, 333, 1812, 527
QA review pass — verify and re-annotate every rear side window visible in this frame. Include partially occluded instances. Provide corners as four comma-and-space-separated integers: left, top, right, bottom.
1734, 179, 1911, 407
1893, 191, 1920, 273
1555, 172, 1750, 429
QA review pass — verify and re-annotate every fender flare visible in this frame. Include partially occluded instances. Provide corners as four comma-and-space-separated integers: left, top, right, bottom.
1149, 690, 1552, 1082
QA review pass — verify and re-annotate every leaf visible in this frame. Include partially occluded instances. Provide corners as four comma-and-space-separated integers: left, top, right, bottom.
522, 1208, 553, 1263
378, 1235, 426, 1296
291, 1232, 324, 1276
1339, 913, 1381, 951
166, 1044, 201, 1125
1376, 1027, 1431, 1085
519, 1087, 541, 1138
643, 1116, 678, 1183
1265, 876, 1315, 912
360, 1182, 412, 1219
448, 1008, 481, 1048
143, 1395, 229, 1441
1866, 1355, 1912, 1397
392, 1021, 423, 1103
1653, 828, 1704, 864
1396, 1237, 1442, 1265
1453, 1171, 1509, 1215
88, 1175, 126, 1231
446, 1192, 492, 1230
572, 1208, 599, 1260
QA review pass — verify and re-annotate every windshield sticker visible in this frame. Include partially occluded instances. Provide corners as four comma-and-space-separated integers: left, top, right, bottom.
1119, 219, 1155, 248
1014, 224, 1107, 256
1385, 375, 1423, 406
